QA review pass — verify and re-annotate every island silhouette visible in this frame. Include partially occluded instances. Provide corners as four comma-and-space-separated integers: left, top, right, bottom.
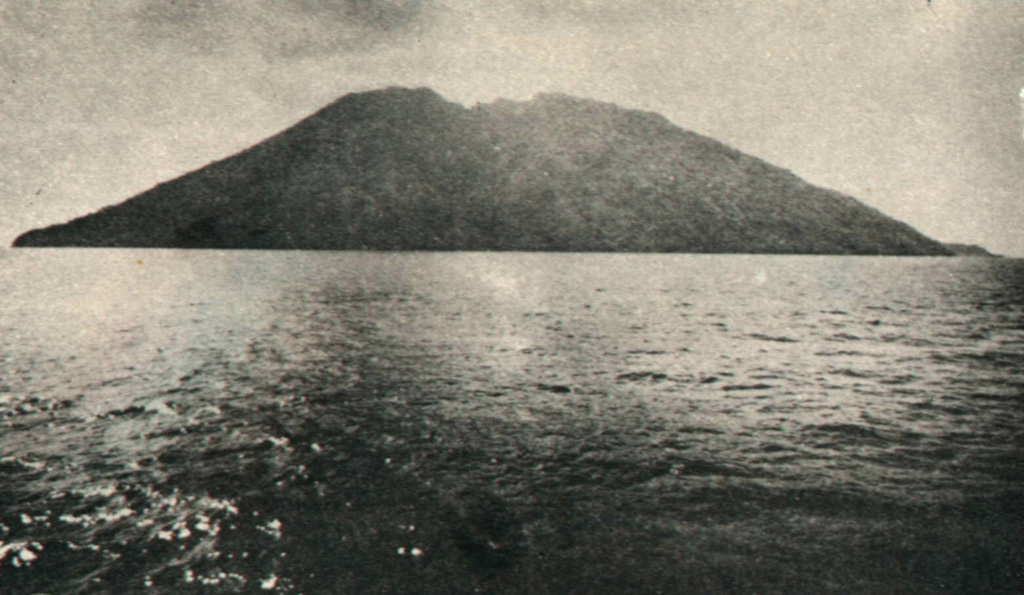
15, 87, 952, 255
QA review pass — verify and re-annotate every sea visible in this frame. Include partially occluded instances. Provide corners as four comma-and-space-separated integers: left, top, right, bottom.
0, 249, 1021, 594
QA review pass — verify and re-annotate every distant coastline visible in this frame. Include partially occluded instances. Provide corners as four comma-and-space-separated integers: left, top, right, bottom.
943, 243, 999, 257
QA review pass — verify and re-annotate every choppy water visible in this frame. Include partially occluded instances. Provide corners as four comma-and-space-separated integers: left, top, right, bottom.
1, 250, 1021, 594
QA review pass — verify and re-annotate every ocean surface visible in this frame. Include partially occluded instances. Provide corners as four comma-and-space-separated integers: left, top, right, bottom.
0, 250, 1021, 594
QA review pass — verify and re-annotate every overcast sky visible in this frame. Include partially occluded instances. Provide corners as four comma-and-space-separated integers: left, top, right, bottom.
2, 0, 1022, 255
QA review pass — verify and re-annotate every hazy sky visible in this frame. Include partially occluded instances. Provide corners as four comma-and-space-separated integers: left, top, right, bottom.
2, 0, 1022, 254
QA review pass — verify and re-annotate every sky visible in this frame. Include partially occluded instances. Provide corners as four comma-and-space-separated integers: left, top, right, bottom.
2, 0, 1022, 255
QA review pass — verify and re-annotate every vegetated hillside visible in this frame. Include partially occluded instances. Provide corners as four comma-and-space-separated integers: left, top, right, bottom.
14, 87, 952, 254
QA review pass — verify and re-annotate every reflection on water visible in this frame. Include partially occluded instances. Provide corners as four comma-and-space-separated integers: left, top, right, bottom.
1, 250, 1021, 593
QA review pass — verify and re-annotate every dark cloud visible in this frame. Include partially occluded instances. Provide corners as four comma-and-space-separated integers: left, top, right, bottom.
127, 0, 434, 60
259, 0, 435, 59
131, 0, 235, 55
507, 0, 709, 26
135, 0, 223, 25
282, 0, 429, 32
